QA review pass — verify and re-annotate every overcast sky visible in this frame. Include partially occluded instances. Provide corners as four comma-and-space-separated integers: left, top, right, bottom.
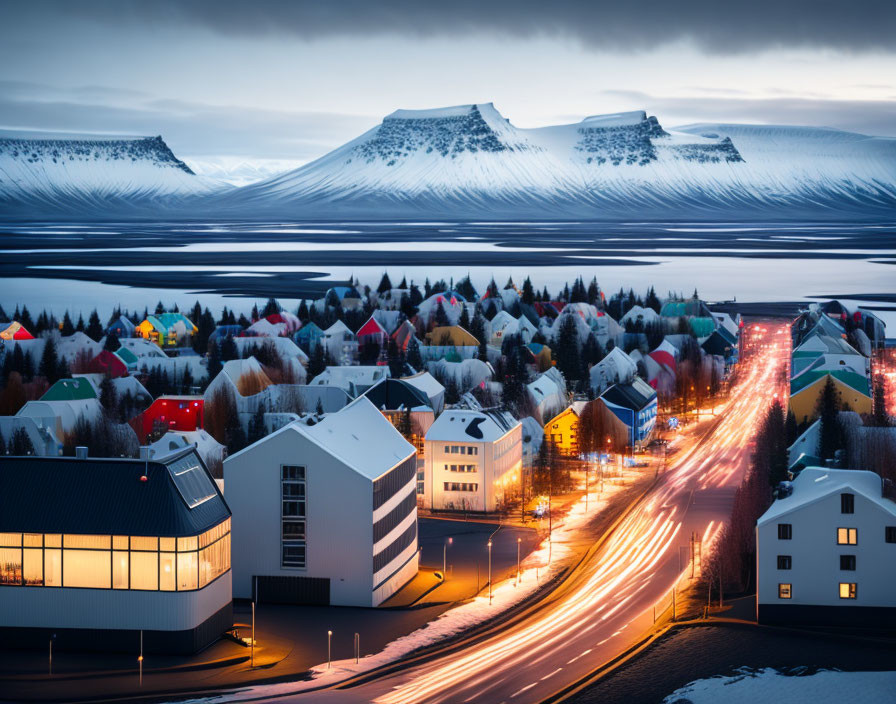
2, 1, 895, 174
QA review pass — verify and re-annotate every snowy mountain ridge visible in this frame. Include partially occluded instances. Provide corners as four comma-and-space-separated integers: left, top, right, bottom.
2, 104, 895, 220
0, 131, 227, 217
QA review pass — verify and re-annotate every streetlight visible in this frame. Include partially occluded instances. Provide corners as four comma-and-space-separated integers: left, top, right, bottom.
443, 537, 453, 577
487, 540, 493, 604
327, 630, 332, 669
516, 537, 521, 585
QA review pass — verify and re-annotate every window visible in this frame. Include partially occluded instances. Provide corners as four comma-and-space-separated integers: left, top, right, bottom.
778, 583, 792, 599
177, 551, 198, 590
777, 524, 792, 540
0, 548, 22, 585
837, 527, 857, 545
130, 551, 159, 591
839, 582, 857, 599
23, 548, 42, 585
282, 465, 307, 569
160, 552, 176, 591
841, 493, 854, 514
840, 555, 856, 571
443, 482, 479, 492
63, 550, 111, 589
777, 555, 792, 570
886, 526, 896, 543
113, 551, 129, 589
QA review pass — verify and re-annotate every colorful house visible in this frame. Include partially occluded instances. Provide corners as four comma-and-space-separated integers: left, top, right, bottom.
544, 401, 587, 456
0, 321, 34, 341
391, 320, 419, 354
40, 378, 98, 402
789, 369, 872, 425
294, 321, 325, 353
598, 378, 658, 448
136, 313, 198, 348
357, 315, 390, 350
105, 315, 136, 339
135, 395, 204, 442
114, 346, 140, 372
86, 349, 129, 378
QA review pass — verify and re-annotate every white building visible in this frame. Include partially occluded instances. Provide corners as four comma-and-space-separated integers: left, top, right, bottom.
0, 448, 232, 653
423, 408, 522, 513
309, 365, 390, 397
757, 467, 896, 627
223, 397, 418, 607
322, 320, 358, 365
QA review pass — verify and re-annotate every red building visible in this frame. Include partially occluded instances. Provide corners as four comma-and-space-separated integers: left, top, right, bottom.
133, 395, 204, 442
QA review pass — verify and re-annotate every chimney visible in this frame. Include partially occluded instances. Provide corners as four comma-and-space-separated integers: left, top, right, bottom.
75, 446, 88, 460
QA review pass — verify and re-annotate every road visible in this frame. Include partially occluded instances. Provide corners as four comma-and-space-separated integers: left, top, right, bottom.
206, 325, 788, 704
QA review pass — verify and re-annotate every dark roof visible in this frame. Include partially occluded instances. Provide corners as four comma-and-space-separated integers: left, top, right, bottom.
362, 378, 431, 411
600, 377, 657, 411
0, 448, 230, 537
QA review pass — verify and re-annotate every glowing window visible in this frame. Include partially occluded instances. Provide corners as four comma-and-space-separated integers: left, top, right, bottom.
778, 583, 792, 599
837, 528, 857, 545
839, 582, 857, 599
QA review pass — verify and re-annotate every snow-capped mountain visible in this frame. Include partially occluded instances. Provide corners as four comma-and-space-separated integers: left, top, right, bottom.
214, 104, 896, 219
0, 130, 227, 217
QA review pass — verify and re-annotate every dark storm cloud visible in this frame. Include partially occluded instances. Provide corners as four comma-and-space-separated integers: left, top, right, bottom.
11, 0, 896, 54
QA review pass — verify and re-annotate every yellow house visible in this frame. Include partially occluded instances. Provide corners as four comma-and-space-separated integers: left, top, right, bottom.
789, 370, 872, 425
425, 325, 480, 348
544, 401, 587, 456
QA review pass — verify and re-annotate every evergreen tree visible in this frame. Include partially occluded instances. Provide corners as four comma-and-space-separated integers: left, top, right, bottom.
19, 306, 35, 333
248, 404, 266, 445
409, 282, 423, 307
817, 376, 844, 460
645, 286, 661, 313
190, 301, 203, 330
502, 347, 528, 417
35, 311, 50, 335
85, 309, 103, 342
434, 300, 450, 328
871, 375, 891, 427
9, 427, 35, 456
377, 272, 393, 295
193, 308, 216, 354
237, 312, 250, 328
250, 303, 260, 322
486, 278, 499, 299
55, 356, 71, 384
39, 336, 60, 383
155, 301, 165, 315
60, 311, 74, 336
766, 400, 789, 487
207, 342, 223, 381
181, 366, 194, 394
398, 276, 408, 290
262, 298, 280, 317
307, 344, 328, 381
587, 278, 600, 306
220, 334, 239, 362
554, 315, 583, 381
406, 336, 423, 371
521, 277, 535, 305
99, 376, 118, 417
456, 275, 477, 301
104, 332, 121, 352
297, 299, 310, 322
400, 293, 416, 319
387, 338, 405, 379
315, 398, 325, 416
459, 305, 471, 332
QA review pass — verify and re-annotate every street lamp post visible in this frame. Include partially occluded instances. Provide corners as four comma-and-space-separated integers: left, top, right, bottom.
516, 537, 521, 585
138, 630, 143, 687
487, 540, 493, 605
443, 537, 452, 577
327, 630, 332, 669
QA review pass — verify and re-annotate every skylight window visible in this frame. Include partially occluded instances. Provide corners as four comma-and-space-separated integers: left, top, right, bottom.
167, 453, 216, 509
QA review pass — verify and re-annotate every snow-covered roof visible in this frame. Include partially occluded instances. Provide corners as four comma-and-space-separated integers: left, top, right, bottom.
234, 336, 308, 363
287, 396, 415, 480
324, 319, 354, 336
426, 408, 521, 444
590, 347, 637, 390
758, 467, 895, 524
426, 358, 493, 393
16, 398, 102, 434
310, 365, 390, 394
246, 318, 287, 338
117, 337, 168, 358
620, 305, 660, 326
149, 429, 224, 467
401, 371, 446, 414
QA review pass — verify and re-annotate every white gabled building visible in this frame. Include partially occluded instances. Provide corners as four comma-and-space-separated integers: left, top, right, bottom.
223, 397, 418, 607
423, 409, 522, 513
757, 467, 896, 628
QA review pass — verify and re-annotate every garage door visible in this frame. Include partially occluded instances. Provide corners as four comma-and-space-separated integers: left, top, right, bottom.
254, 575, 330, 605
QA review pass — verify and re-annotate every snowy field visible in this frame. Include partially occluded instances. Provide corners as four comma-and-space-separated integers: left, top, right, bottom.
663, 667, 896, 704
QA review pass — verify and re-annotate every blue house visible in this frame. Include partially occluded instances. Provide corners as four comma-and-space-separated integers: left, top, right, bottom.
599, 378, 658, 448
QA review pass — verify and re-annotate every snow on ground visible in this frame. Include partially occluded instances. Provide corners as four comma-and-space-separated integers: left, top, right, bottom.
663, 667, 896, 704
177, 466, 643, 703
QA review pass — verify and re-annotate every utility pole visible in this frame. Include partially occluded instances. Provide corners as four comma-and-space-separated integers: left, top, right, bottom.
327, 630, 332, 669
251, 600, 255, 668
488, 540, 493, 605
354, 632, 359, 664
516, 537, 521, 585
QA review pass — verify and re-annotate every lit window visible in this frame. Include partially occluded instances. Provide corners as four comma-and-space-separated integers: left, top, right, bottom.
44, 549, 61, 586
837, 528, 857, 545
130, 551, 159, 591
177, 551, 198, 591
23, 548, 42, 585
113, 551, 129, 589
160, 552, 176, 591
778, 583, 792, 599
839, 582, 857, 599
0, 547, 22, 585
840, 493, 854, 514
63, 550, 111, 589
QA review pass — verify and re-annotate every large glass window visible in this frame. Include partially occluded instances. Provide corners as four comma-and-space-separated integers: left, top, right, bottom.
23, 548, 43, 585
0, 548, 22, 585
0, 525, 229, 592
130, 551, 159, 591
160, 553, 176, 591
839, 582, 857, 599
113, 551, 129, 589
63, 550, 111, 589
